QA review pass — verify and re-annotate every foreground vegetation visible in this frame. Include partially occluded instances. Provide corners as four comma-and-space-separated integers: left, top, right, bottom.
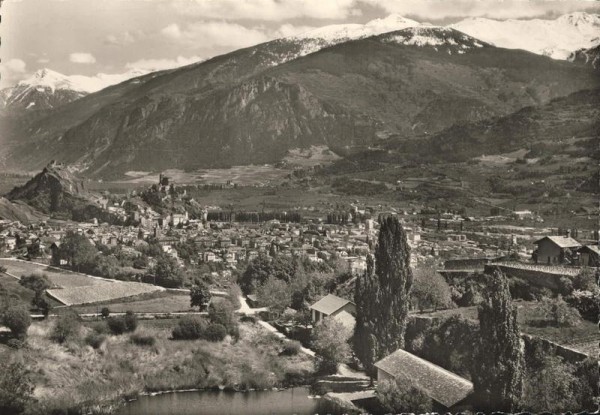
0, 317, 314, 414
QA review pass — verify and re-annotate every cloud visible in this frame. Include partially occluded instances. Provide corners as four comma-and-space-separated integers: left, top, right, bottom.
125, 55, 203, 72
4, 58, 27, 73
69, 52, 97, 64
171, 0, 360, 21
361, 0, 600, 21
104, 30, 143, 46
37, 58, 51, 64
161, 24, 182, 39
160, 21, 271, 48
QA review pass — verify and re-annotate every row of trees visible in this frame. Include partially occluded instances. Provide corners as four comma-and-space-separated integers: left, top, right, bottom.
351, 217, 525, 412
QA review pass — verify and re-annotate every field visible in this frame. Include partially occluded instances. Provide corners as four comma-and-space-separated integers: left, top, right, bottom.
70, 290, 194, 314
0, 259, 161, 306
421, 300, 599, 355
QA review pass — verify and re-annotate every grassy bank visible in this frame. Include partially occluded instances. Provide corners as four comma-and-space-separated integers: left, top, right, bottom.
1, 318, 314, 414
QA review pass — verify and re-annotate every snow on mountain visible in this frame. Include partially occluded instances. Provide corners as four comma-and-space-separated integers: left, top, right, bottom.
0, 68, 150, 111
292, 14, 421, 42
380, 26, 486, 53
451, 12, 600, 60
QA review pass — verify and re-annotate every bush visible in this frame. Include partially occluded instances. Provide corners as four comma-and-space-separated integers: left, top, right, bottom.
281, 340, 302, 356
107, 317, 128, 335
51, 311, 81, 343
2, 305, 31, 340
537, 296, 581, 327
208, 298, 238, 335
100, 307, 110, 318
130, 333, 156, 346
0, 362, 35, 415
566, 290, 599, 322
172, 316, 207, 340
6, 338, 26, 349
85, 332, 106, 349
204, 324, 227, 342
123, 311, 138, 332
377, 379, 432, 413
107, 313, 137, 335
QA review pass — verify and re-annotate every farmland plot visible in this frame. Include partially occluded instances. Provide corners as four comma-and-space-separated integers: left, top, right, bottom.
0, 258, 162, 305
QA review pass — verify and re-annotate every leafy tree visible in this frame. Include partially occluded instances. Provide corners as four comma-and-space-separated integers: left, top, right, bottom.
100, 307, 111, 318
572, 267, 599, 292
473, 270, 523, 412
0, 361, 35, 414
312, 317, 351, 374
51, 311, 81, 343
53, 231, 98, 270
377, 379, 432, 414
19, 273, 52, 315
523, 355, 580, 412
153, 254, 184, 288
239, 254, 296, 294
353, 216, 413, 375
411, 268, 453, 312
190, 281, 211, 311
2, 305, 31, 340
208, 298, 237, 335
256, 276, 292, 317
537, 296, 581, 327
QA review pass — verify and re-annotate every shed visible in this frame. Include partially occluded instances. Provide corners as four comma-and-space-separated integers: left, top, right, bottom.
533, 236, 581, 265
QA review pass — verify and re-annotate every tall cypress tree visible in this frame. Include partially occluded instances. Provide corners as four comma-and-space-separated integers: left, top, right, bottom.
473, 269, 524, 412
353, 216, 413, 374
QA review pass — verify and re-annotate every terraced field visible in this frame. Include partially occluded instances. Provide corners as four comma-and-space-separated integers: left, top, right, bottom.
0, 259, 162, 305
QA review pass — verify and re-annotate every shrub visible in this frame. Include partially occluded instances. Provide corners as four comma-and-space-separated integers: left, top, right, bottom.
2, 305, 31, 340
565, 290, 599, 322
204, 324, 227, 342
100, 307, 110, 318
0, 362, 35, 414
172, 316, 207, 340
240, 315, 256, 324
107, 313, 137, 335
123, 311, 138, 332
6, 338, 26, 349
208, 298, 237, 335
538, 296, 581, 327
51, 311, 81, 344
377, 379, 432, 413
572, 268, 598, 292
281, 340, 302, 356
85, 332, 106, 349
130, 333, 156, 346
107, 316, 128, 335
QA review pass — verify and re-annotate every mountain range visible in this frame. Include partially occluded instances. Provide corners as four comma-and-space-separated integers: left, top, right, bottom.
0, 13, 598, 179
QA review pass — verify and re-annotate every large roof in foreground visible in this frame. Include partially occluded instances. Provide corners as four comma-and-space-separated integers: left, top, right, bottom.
374, 348, 473, 408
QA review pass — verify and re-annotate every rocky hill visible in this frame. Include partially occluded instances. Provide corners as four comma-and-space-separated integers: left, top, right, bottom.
568, 44, 600, 69
6, 161, 95, 217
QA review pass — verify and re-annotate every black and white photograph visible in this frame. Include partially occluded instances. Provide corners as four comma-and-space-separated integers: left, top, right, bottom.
0, 0, 598, 413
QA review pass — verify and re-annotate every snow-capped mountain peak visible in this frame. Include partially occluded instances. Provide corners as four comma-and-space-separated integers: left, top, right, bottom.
451, 12, 600, 60
18, 68, 85, 93
290, 13, 421, 43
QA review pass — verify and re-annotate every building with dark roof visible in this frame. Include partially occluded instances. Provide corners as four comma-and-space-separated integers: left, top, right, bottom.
533, 235, 581, 265
374, 348, 473, 410
309, 294, 355, 324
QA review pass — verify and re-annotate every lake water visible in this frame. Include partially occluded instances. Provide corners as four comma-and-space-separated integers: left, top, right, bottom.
116, 387, 345, 415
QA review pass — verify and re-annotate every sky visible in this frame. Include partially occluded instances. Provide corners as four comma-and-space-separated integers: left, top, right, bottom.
1, 0, 599, 88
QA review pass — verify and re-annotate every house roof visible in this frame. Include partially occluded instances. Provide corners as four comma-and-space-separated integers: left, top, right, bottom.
534, 236, 581, 248
309, 294, 354, 316
374, 349, 473, 408
578, 245, 600, 256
